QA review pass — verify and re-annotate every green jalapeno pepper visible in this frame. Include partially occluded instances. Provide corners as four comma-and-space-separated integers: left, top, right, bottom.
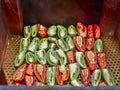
28, 37, 39, 52
75, 51, 87, 68
57, 25, 67, 39
24, 25, 31, 38
19, 37, 30, 53
36, 81, 45, 86
94, 39, 103, 52
46, 49, 60, 66
71, 79, 83, 86
46, 66, 56, 86
56, 49, 67, 65
31, 24, 38, 38
68, 25, 77, 37
102, 69, 115, 86
39, 38, 48, 50
14, 50, 26, 67
91, 69, 102, 86
69, 63, 80, 80
56, 39, 69, 52
35, 49, 47, 65
26, 52, 36, 64
47, 37, 57, 42
47, 25, 57, 37
49, 43, 56, 49
66, 35, 75, 50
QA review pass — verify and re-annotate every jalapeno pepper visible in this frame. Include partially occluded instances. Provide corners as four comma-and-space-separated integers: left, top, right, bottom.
86, 37, 94, 50
26, 52, 36, 64
71, 79, 83, 86
68, 25, 77, 37
46, 49, 60, 66
26, 63, 34, 76
47, 37, 57, 42
35, 49, 47, 65
30, 24, 38, 38
73, 36, 86, 52
38, 24, 47, 38
99, 81, 108, 86
57, 25, 67, 39
97, 53, 106, 69
56, 49, 67, 65
69, 63, 80, 80
66, 35, 75, 50
76, 22, 87, 37
49, 43, 56, 49
46, 66, 56, 86
28, 37, 39, 52
19, 37, 30, 53
94, 24, 100, 39
47, 25, 57, 37
87, 25, 94, 38
85, 51, 97, 71
94, 39, 103, 53
39, 38, 48, 50
34, 64, 46, 83
24, 25, 31, 38
25, 75, 34, 86
91, 69, 101, 86
80, 67, 90, 86
56, 39, 69, 52
12, 64, 27, 82
36, 81, 45, 86
75, 51, 87, 68
66, 50, 75, 64
14, 51, 26, 67
56, 65, 69, 85
102, 69, 115, 86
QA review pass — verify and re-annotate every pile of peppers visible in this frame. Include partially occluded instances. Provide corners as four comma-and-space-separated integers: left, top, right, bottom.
12, 23, 115, 86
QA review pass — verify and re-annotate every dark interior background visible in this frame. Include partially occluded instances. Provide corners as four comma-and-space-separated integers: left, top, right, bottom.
21, 0, 103, 26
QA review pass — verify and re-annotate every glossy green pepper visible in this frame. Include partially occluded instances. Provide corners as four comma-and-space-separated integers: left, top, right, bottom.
68, 25, 77, 37
46, 66, 56, 86
47, 37, 57, 42
66, 35, 75, 50
28, 37, 39, 52
102, 69, 115, 86
46, 49, 60, 66
36, 81, 45, 86
35, 49, 47, 65
39, 38, 48, 50
71, 79, 83, 86
31, 24, 38, 38
69, 63, 80, 80
26, 52, 36, 64
49, 43, 56, 49
19, 37, 30, 53
56, 49, 67, 65
14, 50, 26, 67
75, 51, 87, 68
57, 25, 67, 38
56, 39, 69, 52
24, 25, 31, 38
91, 69, 102, 86
47, 25, 57, 37
94, 39, 103, 52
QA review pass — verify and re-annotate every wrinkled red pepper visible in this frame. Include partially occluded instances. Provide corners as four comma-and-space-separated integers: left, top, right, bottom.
38, 24, 47, 38
87, 25, 94, 38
